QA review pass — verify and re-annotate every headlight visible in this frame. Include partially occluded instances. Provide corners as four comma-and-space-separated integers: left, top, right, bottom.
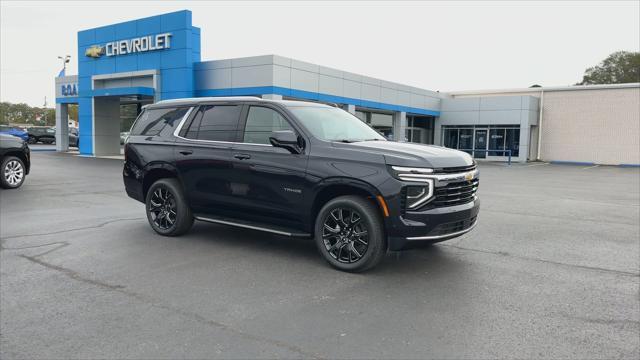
389, 166, 436, 209
390, 166, 434, 182
405, 182, 434, 209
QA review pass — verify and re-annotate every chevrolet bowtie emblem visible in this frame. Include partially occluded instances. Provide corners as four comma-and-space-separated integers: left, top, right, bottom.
85, 45, 105, 58
464, 172, 474, 181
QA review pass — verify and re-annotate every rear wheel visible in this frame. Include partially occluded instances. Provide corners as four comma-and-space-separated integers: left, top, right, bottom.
314, 195, 386, 272
1, 156, 26, 189
145, 178, 193, 236
27, 136, 36, 144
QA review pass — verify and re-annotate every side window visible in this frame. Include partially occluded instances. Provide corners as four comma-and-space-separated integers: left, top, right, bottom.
130, 107, 189, 136
185, 105, 241, 142
243, 106, 293, 144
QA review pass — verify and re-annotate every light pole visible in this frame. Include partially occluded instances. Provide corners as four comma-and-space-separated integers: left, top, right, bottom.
57, 55, 70, 76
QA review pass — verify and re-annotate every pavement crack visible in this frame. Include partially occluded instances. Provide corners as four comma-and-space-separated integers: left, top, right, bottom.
441, 244, 640, 277
17, 254, 325, 359
19, 254, 126, 291
0, 217, 144, 240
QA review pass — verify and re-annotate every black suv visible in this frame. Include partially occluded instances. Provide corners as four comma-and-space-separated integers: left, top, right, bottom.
123, 97, 479, 271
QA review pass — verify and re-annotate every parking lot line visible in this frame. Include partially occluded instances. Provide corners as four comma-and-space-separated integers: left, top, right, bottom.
582, 164, 600, 170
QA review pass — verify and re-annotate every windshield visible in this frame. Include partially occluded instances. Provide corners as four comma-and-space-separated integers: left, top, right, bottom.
288, 106, 386, 142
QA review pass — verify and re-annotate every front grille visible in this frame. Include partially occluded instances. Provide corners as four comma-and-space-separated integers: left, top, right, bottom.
428, 216, 477, 237
432, 178, 479, 207
433, 165, 476, 174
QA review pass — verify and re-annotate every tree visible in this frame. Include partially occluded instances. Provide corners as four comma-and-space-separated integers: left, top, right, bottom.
0, 101, 55, 126
577, 51, 640, 85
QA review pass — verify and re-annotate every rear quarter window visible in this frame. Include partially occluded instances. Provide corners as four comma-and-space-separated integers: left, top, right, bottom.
130, 107, 189, 136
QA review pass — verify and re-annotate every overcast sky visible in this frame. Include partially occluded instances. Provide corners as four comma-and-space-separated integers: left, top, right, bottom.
1, 0, 638, 107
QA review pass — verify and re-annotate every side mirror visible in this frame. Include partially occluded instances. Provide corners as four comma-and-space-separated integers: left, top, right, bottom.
269, 130, 302, 154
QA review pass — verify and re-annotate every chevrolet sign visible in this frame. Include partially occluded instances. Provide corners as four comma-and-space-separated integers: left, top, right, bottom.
85, 33, 172, 58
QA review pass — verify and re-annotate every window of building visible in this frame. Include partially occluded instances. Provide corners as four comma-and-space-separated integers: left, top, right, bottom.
130, 107, 189, 136
370, 112, 394, 139
505, 128, 520, 157
184, 105, 241, 142
243, 106, 293, 144
489, 128, 506, 156
442, 125, 520, 158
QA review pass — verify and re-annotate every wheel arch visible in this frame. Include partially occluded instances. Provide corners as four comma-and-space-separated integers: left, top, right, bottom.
141, 163, 181, 200
3, 151, 29, 172
309, 178, 386, 234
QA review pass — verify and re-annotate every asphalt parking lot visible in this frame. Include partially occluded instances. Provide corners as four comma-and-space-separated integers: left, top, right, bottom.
1, 152, 638, 359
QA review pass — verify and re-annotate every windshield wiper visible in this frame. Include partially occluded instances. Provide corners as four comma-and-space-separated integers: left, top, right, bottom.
363, 138, 383, 141
333, 139, 361, 143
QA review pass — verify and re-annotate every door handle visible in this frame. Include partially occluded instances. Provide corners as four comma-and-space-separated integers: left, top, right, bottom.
179, 149, 193, 156
233, 153, 251, 160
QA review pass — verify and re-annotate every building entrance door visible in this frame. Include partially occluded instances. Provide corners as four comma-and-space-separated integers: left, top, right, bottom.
474, 129, 488, 158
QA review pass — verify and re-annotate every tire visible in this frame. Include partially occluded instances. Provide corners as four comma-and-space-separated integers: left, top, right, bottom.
145, 178, 193, 236
27, 137, 36, 144
1, 156, 26, 189
314, 195, 386, 272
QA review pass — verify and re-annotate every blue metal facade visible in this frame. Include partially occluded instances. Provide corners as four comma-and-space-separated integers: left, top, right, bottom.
74, 10, 200, 154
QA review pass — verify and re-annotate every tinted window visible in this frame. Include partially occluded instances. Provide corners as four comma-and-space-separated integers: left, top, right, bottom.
131, 107, 189, 136
186, 105, 241, 142
243, 106, 292, 144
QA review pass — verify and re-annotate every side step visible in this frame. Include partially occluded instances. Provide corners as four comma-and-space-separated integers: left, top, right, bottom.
194, 214, 312, 238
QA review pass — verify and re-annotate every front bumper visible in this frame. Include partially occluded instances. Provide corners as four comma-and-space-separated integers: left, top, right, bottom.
386, 199, 480, 250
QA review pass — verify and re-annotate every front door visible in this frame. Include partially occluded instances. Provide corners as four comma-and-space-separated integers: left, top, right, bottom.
474, 129, 488, 158
229, 105, 310, 231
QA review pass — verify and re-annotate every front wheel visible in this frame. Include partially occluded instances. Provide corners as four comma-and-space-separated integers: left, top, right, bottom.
1, 156, 26, 189
314, 195, 386, 272
145, 178, 193, 236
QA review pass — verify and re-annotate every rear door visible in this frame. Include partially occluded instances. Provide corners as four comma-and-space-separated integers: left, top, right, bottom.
229, 104, 310, 230
174, 103, 243, 215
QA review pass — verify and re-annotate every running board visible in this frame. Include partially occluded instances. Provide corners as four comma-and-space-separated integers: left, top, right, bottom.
194, 215, 311, 238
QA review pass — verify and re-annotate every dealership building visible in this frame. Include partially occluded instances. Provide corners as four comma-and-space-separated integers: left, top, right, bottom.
55, 10, 640, 166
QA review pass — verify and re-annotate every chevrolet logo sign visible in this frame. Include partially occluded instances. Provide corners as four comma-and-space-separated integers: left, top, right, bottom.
85, 45, 105, 58
464, 172, 474, 181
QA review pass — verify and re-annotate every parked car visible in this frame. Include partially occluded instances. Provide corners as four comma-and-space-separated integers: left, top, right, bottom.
123, 97, 480, 272
120, 131, 129, 145
1, 133, 30, 189
26, 126, 56, 144
69, 127, 79, 148
0, 125, 29, 142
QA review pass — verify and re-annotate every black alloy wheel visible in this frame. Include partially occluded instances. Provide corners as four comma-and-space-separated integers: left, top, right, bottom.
149, 186, 177, 230
314, 195, 386, 272
145, 178, 193, 236
322, 207, 369, 263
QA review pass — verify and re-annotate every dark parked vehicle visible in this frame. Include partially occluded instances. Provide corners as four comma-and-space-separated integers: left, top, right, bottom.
1, 134, 30, 189
0, 125, 29, 142
69, 127, 79, 148
123, 97, 479, 271
26, 126, 56, 144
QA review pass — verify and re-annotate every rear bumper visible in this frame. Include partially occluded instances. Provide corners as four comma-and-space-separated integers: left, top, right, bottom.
386, 198, 480, 250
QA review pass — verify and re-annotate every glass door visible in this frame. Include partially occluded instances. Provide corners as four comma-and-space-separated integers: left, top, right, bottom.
474, 129, 488, 158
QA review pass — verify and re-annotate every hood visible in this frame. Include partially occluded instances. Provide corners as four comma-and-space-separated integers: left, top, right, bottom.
333, 141, 474, 168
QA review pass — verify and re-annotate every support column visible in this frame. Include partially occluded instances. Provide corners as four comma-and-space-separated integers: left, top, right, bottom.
343, 104, 356, 114
517, 124, 530, 163
262, 94, 283, 100
433, 118, 443, 146
393, 111, 407, 142
55, 103, 69, 152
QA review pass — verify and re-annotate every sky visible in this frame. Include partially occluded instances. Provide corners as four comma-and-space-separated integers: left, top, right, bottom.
1, 0, 638, 107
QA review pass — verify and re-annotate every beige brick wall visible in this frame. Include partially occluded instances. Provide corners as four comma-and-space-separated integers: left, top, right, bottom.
540, 88, 640, 165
